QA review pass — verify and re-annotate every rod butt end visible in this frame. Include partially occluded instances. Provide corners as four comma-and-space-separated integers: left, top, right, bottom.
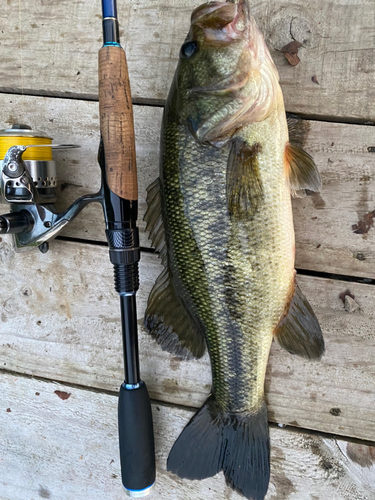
124, 483, 154, 498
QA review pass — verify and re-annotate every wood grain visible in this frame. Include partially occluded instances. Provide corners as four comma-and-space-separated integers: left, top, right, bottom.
1, 0, 375, 121
0, 237, 374, 442
1, 94, 375, 278
99, 46, 137, 200
1, 1, 374, 496
1, 373, 374, 500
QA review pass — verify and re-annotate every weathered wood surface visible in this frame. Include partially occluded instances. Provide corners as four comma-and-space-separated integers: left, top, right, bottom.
1, 94, 375, 278
0, 0, 374, 498
1, 237, 374, 442
1, 1, 375, 121
1, 373, 375, 500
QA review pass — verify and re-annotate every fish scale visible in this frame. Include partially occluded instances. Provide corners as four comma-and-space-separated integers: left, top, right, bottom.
166, 109, 294, 413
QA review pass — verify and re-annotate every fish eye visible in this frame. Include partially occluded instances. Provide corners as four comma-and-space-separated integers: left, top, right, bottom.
180, 41, 198, 59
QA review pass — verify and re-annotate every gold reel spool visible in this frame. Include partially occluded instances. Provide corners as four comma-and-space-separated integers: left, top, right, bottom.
0, 124, 53, 161
0, 124, 57, 197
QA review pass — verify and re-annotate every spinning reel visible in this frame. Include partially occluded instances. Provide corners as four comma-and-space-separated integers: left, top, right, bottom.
0, 124, 100, 252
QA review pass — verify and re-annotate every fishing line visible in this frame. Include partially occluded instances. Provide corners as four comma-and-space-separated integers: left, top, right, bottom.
0, 136, 52, 161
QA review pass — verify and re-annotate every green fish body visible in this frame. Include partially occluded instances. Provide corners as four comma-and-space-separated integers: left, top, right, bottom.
144, 1, 324, 498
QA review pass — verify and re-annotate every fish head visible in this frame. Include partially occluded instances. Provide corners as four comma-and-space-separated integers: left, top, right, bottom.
173, 0, 281, 146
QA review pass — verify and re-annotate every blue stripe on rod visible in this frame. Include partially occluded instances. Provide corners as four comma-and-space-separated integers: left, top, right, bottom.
102, 0, 117, 19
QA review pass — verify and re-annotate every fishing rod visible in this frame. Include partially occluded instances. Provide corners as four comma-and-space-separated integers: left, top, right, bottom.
98, 0, 156, 496
0, 1, 156, 495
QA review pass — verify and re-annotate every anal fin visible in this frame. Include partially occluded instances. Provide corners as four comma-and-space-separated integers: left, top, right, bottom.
145, 267, 206, 359
144, 178, 206, 360
274, 283, 325, 360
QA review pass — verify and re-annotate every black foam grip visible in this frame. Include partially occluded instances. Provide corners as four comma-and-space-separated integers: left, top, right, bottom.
118, 382, 156, 492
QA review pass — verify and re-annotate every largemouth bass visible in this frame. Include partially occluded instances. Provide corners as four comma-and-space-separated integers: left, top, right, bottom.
144, 1, 324, 498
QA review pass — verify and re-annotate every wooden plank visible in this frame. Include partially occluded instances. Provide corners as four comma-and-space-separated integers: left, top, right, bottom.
1, 1, 375, 121
1, 237, 374, 442
293, 120, 375, 278
1, 373, 375, 500
1, 94, 375, 278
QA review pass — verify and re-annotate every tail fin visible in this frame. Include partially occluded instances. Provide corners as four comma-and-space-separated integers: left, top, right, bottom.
167, 396, 270, 500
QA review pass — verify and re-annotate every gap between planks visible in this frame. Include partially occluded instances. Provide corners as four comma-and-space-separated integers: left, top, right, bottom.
0, 87, 166, 107
56, 235, 375, 287
2, 365, 375, 452
1, 0, 375, 122
1, 88, 374, 127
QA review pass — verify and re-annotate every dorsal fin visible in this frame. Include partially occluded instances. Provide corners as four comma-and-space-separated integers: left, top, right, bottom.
286, 113, 310, 147
143, 178, 206, 359
227, 139, 264, 217
285, 142, 321, 196
285, 114, 321, 197
144, 178, 167, 264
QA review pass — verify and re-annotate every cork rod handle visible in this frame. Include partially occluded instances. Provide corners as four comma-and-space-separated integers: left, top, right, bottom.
98, 45, 138, 201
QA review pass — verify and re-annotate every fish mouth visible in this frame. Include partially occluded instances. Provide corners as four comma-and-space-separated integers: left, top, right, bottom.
188, 0, 252, 95
184, 0, 280, 145
191, 0, 250, 40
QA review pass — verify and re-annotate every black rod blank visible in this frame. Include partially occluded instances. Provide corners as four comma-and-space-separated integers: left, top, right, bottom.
120, 292, 140, 385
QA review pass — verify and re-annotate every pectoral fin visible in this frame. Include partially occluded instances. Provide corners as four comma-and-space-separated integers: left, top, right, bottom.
227, 139, 264, 217
274, 283, 325, 360
144, 178, 206, 359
